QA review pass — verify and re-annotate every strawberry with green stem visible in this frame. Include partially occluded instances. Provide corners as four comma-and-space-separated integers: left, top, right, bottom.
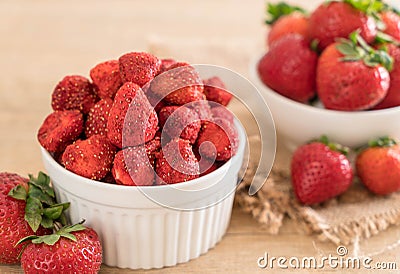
291, 136, 353, 205
7, 171, 102, 272
356, 136, 400, 195
308, 0, 378, 51
316, 31, 392, 111
265, 2, 309, 46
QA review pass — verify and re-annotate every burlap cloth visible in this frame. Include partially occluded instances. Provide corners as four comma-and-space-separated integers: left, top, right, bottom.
148, 37, 400, 247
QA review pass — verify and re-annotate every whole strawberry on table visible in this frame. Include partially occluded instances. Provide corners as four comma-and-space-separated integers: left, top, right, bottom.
258, 0, 400, 111
0, 171, 102, 273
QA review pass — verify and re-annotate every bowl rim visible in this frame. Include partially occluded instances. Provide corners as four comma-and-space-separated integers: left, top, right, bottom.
249, 54, 400, 117
41, 118, 247, 193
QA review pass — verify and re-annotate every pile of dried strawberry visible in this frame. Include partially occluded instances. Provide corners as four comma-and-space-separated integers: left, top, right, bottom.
258, 0, 400, 111
37, 52, 238, 185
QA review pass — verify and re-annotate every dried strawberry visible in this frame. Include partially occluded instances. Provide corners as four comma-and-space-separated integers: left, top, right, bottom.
158, 58, 177, 74
187, 99, 213, 125
90, 60, 122, 99
196, 118, 239, 161
85, 98, 113, 138
38, 110, 83, 153
203, 76, 232, 106
62, 135, 116, 180
156, 138, 199, 184
51, 75, 98, 114
211, 105, 234, 124
107, 82, 158, 148
150, 63, 204, 105
112, 146, 155, 186
158, 106, 201, 144
119, 52, 161, 87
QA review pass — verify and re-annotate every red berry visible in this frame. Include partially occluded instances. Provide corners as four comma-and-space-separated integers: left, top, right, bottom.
380, 11, 400, 41
107, 82, 159, 148
85, 98, 113, 138
317, 43, 390, 111
196, 118, 239, 161
21, 226, 102, 274
203, 76, 232, 106
62, 135, 116, 180
308, 2, 377, 51
51, 75, 98, 114
291, 141, 353, 205
119, 52, 161, 87
90, 60, 122, 99
37, 110, 83, 153
112, 146, 155, 186
268, 12, 309, 46
356, 138, 400, 195
258, 34, 318, 103
155, 138, 199, 184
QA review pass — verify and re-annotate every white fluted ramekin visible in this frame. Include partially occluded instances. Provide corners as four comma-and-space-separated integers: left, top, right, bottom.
41, 120, 246, 269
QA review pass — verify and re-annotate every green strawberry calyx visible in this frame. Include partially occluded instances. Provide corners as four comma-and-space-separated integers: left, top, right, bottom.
312, 135, 350, 155
8, 171, 70, 232
368, 136, 398, 147
265, 2, 306, 25
17, 221, 86, 246
336, 30, 394, 71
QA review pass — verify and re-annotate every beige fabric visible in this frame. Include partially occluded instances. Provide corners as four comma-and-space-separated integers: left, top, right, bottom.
148, 37, 400, 246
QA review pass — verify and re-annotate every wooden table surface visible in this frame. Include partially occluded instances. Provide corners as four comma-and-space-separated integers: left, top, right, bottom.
1, 0, 399, 273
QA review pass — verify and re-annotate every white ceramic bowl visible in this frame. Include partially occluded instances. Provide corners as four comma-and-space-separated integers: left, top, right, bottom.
40, 119, 246, 270
249, 56, 400, 151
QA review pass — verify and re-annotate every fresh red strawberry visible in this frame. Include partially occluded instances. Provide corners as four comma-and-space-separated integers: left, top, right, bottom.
291, 137, 353, 205
258, 34, 318, 103
203, 76, 232, 106
112, 146, 155, 186
62, 135, 116, 180
316, 32, 391, 111
155, 138, 200, 184
158, 58, 177, 74
356, 137, 400, 195
158, 106, 201, 144
119, 52, 161, 87
308, 1, 377, 51
211, 105, 234, 124
51, 75, 98, 114
374, 44, 400, 109
90, 60, 122, 99
107, 82, 159, 148
0, 173, 31, 264
38, 110, 83, 153
150, 62, 204, 105
85, 98, 113, 138
265, 2, 309, 46
196, 118, 239, 161
1, 172, 70, 263
20, 223, 102, 274
380, 10, 400, 41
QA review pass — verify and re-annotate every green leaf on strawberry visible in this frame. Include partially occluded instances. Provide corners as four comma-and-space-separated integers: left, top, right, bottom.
8, 172, 70, 232
17, 222, 87, 246
336, 30, 394, 71
344, 0, 384, 16
265, 2, 306, 25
